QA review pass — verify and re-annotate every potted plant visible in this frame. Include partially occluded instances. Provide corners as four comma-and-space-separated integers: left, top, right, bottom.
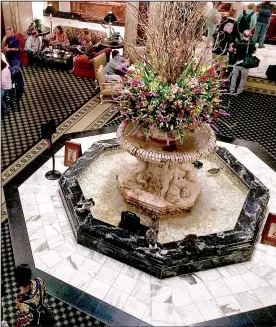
119, 2, 228, 144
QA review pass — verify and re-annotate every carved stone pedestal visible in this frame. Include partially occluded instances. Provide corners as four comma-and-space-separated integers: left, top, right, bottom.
116, 122, 216, 218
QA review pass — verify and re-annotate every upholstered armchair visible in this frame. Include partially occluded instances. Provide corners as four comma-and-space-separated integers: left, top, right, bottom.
97, 65, 124, 104
73, 48, 111, 79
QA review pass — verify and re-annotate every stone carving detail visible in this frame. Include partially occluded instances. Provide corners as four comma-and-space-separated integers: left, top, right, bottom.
120, 160, 201, 206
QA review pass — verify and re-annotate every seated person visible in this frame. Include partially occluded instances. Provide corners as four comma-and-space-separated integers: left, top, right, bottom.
48, 25, 69, 46
4, 28, 20, 67
78, 28, 90, 46
106, 50, 130, 76
24, 30, 41, 65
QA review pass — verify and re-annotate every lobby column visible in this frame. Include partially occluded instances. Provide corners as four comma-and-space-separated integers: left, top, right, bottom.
2, 1, 33, 34
124, 2, 139, 58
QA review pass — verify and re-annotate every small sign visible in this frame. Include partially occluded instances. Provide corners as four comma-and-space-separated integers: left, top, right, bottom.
64, 141, 82, 167
261, 212, 276, 247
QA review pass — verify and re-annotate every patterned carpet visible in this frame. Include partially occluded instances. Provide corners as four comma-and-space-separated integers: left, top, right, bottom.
1, 221, 107, 327
106, 91, 276, 159
1, 66, 96, 172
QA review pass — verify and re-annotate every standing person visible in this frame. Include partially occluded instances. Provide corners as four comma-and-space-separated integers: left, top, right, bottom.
253, 1, 276, 48
1, 59, 12, 115
230, 30, 256, 95
237, 3, 257, 35
212, 23, 235, 79
15, 264, 55, 327
4, 28, 20, 67
206, 1, 222, 47
24, 30, 41, 65
48, 25, 69, 46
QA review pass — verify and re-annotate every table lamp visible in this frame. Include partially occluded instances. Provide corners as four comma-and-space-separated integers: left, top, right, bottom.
45, 4, 56, 33
104, 11, 117, 38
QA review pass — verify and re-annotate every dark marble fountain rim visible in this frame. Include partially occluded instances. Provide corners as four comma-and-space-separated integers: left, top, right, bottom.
3, 125, 275, 327
59, 138, 269, 253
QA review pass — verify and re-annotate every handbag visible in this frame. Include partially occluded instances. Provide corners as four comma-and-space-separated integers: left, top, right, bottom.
242, 40, 260, 69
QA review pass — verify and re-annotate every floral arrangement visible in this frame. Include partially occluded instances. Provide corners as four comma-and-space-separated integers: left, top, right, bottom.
119, 58, 227, 142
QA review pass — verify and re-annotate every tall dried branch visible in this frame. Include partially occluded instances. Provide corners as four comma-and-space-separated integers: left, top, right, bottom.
128, 2, 207, 84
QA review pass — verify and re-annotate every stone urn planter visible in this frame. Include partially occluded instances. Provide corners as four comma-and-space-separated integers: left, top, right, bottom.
116, 121, 216, 218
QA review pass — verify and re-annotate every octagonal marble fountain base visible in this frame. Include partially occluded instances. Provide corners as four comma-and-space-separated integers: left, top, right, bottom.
59, 138, 269, 278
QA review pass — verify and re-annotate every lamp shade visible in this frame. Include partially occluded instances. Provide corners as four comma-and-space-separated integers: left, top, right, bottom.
104, 11, 117, 23
45, 5, 57, 16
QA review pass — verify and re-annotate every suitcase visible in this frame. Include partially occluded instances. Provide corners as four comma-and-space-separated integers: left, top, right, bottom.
266, 65, 276, 82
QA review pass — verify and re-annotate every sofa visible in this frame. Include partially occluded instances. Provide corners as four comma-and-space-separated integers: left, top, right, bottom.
73, 48, 111, 79
61, 26, 107, 45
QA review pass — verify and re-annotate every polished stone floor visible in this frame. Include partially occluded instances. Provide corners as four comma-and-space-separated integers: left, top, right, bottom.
18, 132, 276, 326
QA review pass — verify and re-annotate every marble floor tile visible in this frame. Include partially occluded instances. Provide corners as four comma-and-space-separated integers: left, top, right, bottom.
139, 272, 151, 285
151, 302, 174, 326
131, 280, 151, 304
113, 274, 138, 294
151, 284, 172, 303
103, 257, 125, 273
20, 194, 37, 207
30, 238, 49, 254
141, 305, 152, 325
167, 276, 184, 288
40, 250, 63, 268
78, 257, 102, 278
223, 275, 251, 294
95, 265, 120, 286
175, 303, 204, 325
47, 235, 65, 250
103, 287, 129, 310
51, 194, 64, 210
215, 295, 243, 316
38, 202, 55, 215
196, 299, 224, 320
63, 253, 87, 270
35, 194, 52, 205
76, 247, 92, 258
205, 279, 232, 298
267, 245, 276, 257
242, 256, 260, 270
34, 256, 48, 271
240, 271, 269, 290
172, 287, 193, 307
85, 278, 111, 300
265, 254, 276, 270
23, 205, 40, 220
173, 306, 184, 326
195, 269, 222, 282
217, 265, 239, 277
122, 296, 148, 320
68, 271, 93, 291
234, 291, 263, 311
150, 276, 171, 287
40, 212, 58, 225
121, 265, 142, 280
54, 240, 79, 259
59, 221, 73, 235
87, 249, 107, 265
179, 274, 202, 286
27, 225, 46, 241
253, 286, 276, 306
186, 283, 213, 303
53, 263, 76, 283
43, 223, 62, 237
